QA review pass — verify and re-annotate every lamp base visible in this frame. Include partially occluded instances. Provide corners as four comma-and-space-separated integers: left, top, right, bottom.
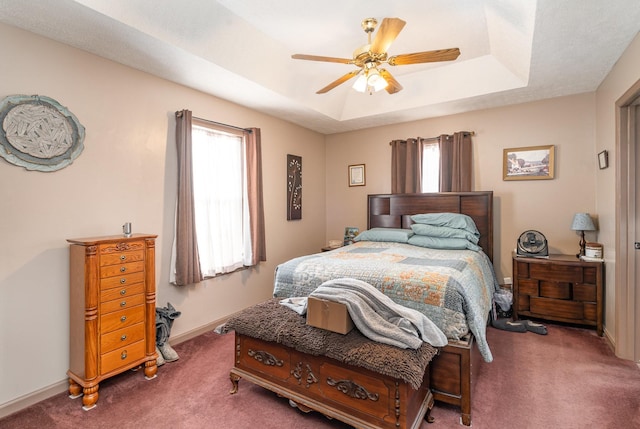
576, 231, 586, 259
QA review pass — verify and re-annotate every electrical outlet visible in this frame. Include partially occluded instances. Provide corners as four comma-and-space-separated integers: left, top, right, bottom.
503, 277, 513, 285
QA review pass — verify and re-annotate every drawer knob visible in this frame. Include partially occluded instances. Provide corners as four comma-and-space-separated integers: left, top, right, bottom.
120, 315, 127, 322
121, 334, 127, 341
120, 255, 126, 261
120, 301, 127, 307
120, 289, 126, 296
120, 266, 126, 273
121, 350, 127, 360
120, 278, 126, 284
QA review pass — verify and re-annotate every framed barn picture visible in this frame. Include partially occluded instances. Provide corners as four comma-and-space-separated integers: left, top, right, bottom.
503, 145, 555, 181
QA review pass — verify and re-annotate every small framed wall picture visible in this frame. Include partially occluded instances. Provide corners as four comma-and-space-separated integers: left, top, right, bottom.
348, 164, 366, 187
598, 150, 608, 169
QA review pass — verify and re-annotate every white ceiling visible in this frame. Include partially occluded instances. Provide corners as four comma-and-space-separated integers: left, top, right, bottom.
1, 0, 639, 134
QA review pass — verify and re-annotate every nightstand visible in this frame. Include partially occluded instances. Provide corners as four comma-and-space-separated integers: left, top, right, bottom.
321, 246, 342, 252
512, 253, 604, 336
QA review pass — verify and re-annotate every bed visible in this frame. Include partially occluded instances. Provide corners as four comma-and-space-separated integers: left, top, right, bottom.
273, 191, 497, 426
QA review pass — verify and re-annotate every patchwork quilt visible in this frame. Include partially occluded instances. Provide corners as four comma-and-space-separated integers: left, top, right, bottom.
273, 241, 499, 362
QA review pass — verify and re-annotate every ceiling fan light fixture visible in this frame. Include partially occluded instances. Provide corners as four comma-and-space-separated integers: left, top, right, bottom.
352, 73, 368, 92
352, 68, 387, 93
367, 68, 388, 92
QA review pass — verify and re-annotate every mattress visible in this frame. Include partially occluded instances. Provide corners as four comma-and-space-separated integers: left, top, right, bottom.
273, 241, 499, 362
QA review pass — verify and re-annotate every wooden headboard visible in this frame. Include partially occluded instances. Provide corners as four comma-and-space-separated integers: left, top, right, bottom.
367, 192, 494, 261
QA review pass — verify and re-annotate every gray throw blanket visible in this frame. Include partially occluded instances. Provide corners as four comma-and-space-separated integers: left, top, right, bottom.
215, 298, 438, 389
310, 278, 447, 349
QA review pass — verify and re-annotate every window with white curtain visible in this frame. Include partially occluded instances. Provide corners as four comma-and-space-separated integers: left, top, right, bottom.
184, 123, 251, 277
421, 141, 440, 192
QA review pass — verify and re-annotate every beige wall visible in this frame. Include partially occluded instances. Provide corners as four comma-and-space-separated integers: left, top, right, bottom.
0, 23, 326, 409
326, 93, 598, 285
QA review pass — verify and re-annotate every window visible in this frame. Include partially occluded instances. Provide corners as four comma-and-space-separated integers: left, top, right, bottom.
171, 114, 265, 285
421, 141, 440, 192
190, 122, 251, 276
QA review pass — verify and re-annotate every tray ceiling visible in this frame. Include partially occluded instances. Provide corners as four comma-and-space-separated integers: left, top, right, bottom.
1, 0, 639, 134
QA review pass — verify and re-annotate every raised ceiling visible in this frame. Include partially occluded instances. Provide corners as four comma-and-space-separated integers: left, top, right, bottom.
1, 0, 639, 134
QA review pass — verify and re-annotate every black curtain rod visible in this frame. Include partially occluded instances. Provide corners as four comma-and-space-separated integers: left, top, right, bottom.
175, 111, 252, 133
389, 131, 475, 145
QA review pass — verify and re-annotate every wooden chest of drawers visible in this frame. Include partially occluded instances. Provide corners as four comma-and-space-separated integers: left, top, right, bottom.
67, 234, 158, 410
512, 253, 604, 335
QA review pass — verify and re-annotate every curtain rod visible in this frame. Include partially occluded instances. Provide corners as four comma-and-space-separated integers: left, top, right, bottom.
389, 131, 475, 145
175, 111, 252, 133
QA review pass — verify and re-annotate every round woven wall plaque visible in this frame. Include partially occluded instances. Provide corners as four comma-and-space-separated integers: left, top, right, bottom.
0, 94, 85, 172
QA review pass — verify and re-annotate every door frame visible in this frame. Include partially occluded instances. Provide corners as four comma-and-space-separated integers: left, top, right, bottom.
615, 79, 640, 362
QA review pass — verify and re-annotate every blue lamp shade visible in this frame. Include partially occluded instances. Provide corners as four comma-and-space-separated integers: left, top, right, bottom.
571, 213, 596, 231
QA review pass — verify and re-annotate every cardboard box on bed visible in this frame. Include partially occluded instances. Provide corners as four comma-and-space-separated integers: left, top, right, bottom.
306, 297, 354, 334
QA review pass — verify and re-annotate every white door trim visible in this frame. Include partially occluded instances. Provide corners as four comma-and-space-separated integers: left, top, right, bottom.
615, 79, 640, 361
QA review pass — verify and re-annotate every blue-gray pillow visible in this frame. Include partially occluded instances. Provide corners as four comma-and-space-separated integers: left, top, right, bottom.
408, 234, 481, 251
353, 228, 414, 243
410, 213, 479, 235
410, 223, 480, 244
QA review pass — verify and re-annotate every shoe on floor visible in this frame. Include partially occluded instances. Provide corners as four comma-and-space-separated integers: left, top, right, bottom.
159, 343, 179, 362
523, 319, 548, 335
492, 318, 527, 332
156, 346, 165, 367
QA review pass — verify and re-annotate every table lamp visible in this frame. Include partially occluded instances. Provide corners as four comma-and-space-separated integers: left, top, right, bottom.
571, 213, 596, 258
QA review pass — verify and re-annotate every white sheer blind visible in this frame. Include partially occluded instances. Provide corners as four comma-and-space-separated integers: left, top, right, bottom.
184, 125, 251, 277
421, 141, 440, 192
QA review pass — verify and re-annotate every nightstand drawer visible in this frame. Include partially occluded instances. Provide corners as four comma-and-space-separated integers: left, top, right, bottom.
518, 279, 538, 295
539, 281, 571, 300
529, 264, 582, 283
574, 284, 596, 302
530, 297, 583, 320
583, 303, 597, 321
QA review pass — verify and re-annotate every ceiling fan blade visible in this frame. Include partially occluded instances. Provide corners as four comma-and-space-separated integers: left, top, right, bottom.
378, 69, 403, 94
316, 70, 361, 94
388, 48, 460, 66
370, 18, 406, 54
292, 54, 353, 64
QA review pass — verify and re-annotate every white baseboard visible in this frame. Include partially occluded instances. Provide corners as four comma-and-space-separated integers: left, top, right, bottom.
0, 315, 231, 420
0, 380, 69, 419
603, 326, 615, 352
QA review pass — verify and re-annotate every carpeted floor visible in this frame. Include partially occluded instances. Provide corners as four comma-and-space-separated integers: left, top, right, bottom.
1, 323, 639, 428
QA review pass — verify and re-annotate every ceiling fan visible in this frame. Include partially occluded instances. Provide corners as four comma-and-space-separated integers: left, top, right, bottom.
292, 17, 460, 95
